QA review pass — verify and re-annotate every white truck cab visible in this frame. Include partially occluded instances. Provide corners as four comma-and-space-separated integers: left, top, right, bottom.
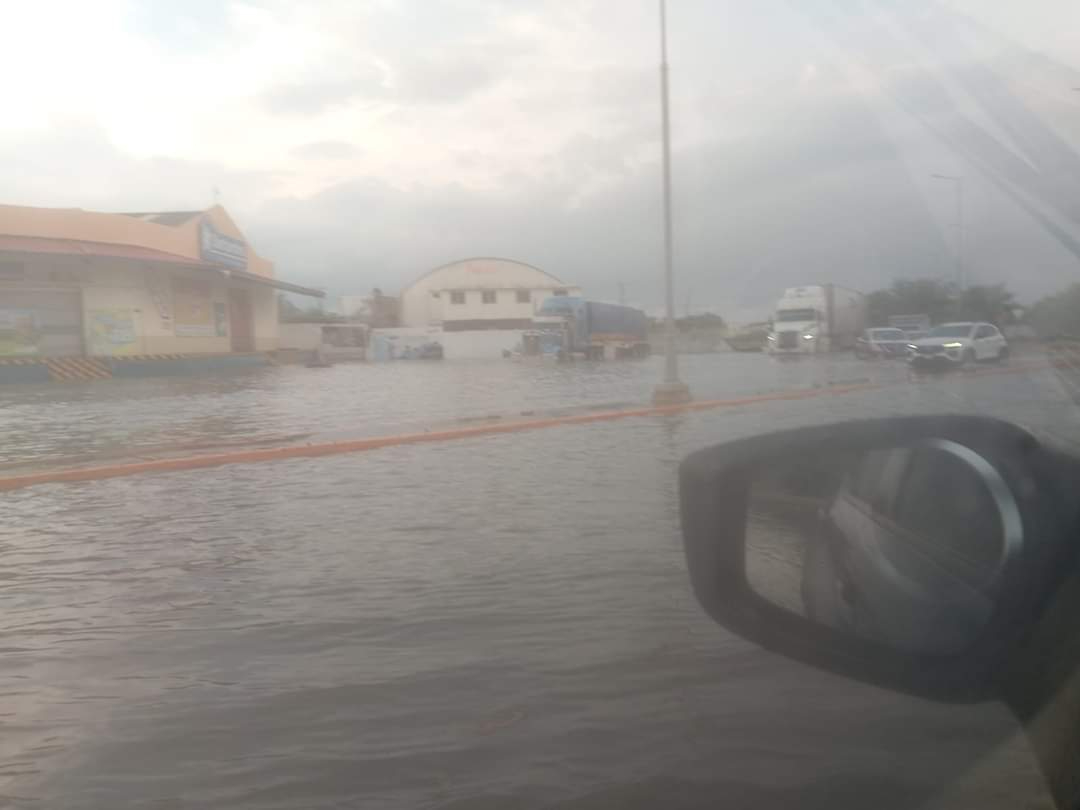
766, 285, 865, 354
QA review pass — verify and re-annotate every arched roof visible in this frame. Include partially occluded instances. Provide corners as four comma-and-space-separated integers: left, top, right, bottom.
401, 257, 565, 294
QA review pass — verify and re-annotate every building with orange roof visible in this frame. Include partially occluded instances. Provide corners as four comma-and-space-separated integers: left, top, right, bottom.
0, 204, 323, 378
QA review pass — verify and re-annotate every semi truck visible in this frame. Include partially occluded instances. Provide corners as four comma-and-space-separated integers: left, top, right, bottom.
528, 296, 650, 359
766, 284, 867, 354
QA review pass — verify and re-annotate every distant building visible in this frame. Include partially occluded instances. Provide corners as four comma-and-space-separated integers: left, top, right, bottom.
0, 203, 323, 359
399, 257, 581, 330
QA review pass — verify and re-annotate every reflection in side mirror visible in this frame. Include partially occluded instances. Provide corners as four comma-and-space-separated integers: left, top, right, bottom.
745, 439, 1023, 655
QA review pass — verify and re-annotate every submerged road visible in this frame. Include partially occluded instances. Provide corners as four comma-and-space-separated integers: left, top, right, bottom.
0, 351, 1074, 808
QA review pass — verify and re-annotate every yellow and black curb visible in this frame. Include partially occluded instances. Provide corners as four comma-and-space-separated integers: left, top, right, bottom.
0, 353, 271, 384
44, 357, 112, 381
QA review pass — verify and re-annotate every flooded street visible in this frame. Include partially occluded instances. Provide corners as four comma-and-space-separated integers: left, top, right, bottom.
1, 353, 1074, 808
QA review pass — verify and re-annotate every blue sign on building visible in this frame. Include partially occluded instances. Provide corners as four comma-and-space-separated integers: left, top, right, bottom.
199, 220, 248, 270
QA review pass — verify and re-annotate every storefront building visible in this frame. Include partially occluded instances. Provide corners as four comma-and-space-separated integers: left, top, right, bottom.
0, 204, 322, 379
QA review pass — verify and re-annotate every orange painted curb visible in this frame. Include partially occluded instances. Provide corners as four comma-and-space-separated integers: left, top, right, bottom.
0, 358, 1061, 494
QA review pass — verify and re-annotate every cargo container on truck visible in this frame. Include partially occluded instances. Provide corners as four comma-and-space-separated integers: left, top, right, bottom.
530, 297, 650, 359
766, 285, 867, 354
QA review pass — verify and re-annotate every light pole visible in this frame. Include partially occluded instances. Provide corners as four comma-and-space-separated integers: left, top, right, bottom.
932, 173, 965, 290
653, 0, 692, 405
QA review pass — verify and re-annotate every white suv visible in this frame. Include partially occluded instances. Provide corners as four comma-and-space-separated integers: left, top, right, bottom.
907, 321, 1008, 368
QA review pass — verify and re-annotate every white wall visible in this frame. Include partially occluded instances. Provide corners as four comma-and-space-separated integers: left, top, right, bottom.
438, 288, 540, 323
440, 329, 524, 359
278, 323, 323, 351
370, 327, 526, 359
400, 258, 580, 327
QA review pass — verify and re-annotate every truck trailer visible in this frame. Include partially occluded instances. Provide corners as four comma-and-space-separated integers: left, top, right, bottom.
529, 297, 650, 359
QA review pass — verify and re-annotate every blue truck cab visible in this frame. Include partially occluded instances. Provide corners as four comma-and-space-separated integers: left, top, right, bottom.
531, 296, 650, 359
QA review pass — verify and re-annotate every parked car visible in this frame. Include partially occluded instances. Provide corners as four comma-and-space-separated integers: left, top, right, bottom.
854, 327, 910, 358
907, 321, 1008, 368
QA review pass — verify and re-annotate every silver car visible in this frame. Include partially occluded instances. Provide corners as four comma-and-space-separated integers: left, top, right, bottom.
855, 327, 910, 359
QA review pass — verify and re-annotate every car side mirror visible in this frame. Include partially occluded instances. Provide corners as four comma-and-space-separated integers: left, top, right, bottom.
679, 415, 1080, 703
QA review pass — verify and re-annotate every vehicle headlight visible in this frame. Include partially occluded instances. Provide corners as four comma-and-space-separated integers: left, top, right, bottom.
944, 342, 963, 348
802, 333, 815, 340
907, 344, 917, 350
766, 334, 776, 342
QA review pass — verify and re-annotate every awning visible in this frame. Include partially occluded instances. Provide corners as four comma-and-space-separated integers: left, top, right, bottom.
217, 267, 326, 298
0, 234, 325, 297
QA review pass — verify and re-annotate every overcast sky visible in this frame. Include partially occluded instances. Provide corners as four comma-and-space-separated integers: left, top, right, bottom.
3, 0, 1080, 320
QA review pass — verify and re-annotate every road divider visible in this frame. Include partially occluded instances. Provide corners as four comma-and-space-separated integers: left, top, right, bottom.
0, 358, 1059, 494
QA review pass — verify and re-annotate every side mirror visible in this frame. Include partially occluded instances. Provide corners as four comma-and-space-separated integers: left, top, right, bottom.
679, 415, 1080, 703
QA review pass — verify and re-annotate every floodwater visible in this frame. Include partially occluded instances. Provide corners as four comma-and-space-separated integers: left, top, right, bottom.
1, 352, 1076, 808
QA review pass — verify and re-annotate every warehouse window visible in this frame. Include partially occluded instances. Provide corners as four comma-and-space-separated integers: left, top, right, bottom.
516, 290, 530, 304
450, 291, 465, 305
482, 290, 497, 304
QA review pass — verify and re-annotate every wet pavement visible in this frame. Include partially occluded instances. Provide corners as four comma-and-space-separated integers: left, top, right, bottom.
0, 351, 1073, 808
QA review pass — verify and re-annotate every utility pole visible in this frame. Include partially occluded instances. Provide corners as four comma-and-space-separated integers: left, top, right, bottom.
653, 0, 691, 405
932, 173, 965, 290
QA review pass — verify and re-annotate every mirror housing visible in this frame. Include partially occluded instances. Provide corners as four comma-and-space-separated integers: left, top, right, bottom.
680, 415, 1079, 703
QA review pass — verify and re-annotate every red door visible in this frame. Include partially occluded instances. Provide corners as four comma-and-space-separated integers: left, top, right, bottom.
228, 289, 255, 352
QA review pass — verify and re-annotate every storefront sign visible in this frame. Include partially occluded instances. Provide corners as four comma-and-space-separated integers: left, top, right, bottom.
199, 220, 248, 270
87, 309, 138, 355
173, 279, 216, 337
0, 309, 40, 355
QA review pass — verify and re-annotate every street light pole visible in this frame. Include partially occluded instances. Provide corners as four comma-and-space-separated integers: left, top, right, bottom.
653, 0, 691, 405
932, 173, 965, 290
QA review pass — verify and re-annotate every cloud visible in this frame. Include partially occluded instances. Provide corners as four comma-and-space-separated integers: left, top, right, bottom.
0, 123, 279, 215
3, 0, 1080, 322
291, 140, 363, 160
262, 73, 384, 116
395, 54, 497, 104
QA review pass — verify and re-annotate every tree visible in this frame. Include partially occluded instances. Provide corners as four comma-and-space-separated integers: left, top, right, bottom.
1027, 284, 1080, 338
864, 278, 1018, 327
277, 293, 342, 323
865, 279, 955, 326
677, 312, 726, 332
953, 283, 1018, 325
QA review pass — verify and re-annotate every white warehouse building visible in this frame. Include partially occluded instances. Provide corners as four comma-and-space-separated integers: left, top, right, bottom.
399, 257, 581, 330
